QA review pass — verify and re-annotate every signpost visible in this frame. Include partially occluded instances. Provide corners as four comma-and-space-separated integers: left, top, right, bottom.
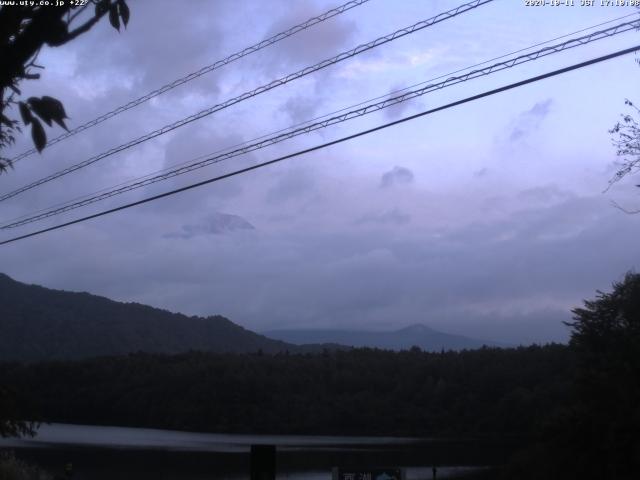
332, 468, 405, 480
250, 444, 276, 480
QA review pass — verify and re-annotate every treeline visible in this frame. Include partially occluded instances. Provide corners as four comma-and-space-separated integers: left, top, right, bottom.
0, 345, 573, 438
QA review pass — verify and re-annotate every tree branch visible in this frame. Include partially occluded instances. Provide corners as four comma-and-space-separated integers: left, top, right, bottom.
64, 14, 102, 43
68, 3, 91, 24
610, 199, 640, 214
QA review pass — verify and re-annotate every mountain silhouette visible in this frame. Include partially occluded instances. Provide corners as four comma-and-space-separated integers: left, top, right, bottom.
0, 273, 292, 362
263, 323, 503, 351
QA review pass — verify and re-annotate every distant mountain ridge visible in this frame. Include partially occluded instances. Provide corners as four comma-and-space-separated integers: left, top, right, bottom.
0, 273, 294, 362
0, 273, 500, 362
263, 324, 503, 351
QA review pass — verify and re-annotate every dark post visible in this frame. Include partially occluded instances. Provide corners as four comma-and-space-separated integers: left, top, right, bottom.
250, 444, 276, 480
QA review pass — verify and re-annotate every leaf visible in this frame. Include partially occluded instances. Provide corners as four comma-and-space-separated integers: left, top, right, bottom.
28, 97, 52, 126
19, 102, 33, 125
31, 118, 46, 153
109, 4, 120, 31
118, 0, 130, 27
37, 96, 69, 130
27, 96, 69, 130
95, 0, 110, 16
43, 19, 69, 47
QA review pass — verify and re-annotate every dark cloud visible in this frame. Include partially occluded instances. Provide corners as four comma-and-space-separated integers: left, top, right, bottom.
158, 128, 247, 203
383, 85, 414, 120
280, 95, 320, 125
380, 166, 414, 188
266, 167, 316, 204
473, 167, 489, 178
259, 0, 357, 71
70, 0, 229, 93
508, 98, 553, 142
165, 212, 255, 239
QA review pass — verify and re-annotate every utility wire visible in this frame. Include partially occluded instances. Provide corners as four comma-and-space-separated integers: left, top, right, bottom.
4, 8, 635, 231
1, 44, 638, 247
5, 10, 633, 228
2, 18, 637, 230
9, 0, 372, 164
0, 0, 494, 203
6, 10, 635, 228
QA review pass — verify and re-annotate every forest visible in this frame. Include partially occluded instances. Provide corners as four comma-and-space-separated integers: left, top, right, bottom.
0, 344, 573, 438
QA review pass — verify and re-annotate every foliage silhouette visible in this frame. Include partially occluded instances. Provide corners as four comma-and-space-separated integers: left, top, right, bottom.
0, 0, 130, 173
505, 273, 640, 480
564, 272, 640, 479
0, 345, 574, 438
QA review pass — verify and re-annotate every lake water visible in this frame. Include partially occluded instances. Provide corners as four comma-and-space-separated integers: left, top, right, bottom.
0, 423, 507, 479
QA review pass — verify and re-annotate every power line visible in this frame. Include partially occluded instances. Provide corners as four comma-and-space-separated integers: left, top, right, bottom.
3, 18, 637, 230
0, 0, 494, 203
6, 9, 629, 229
1, 44, 637, 247
9, 10, 635, 227
6, 10, 634, 230
9, 0, 372, 164
3, 18, 636, 228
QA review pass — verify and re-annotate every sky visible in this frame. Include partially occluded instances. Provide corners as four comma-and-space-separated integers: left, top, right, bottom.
1, 0, 640, 344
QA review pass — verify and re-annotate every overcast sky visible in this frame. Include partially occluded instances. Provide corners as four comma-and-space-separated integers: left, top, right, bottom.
1, 0, 640, 344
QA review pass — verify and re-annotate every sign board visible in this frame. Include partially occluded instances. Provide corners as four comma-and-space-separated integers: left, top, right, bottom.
332, 468, 405, 480
250, 445, 276, 480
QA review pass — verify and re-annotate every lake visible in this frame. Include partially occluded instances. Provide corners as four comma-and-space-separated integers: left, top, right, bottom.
0, 423, 512, 479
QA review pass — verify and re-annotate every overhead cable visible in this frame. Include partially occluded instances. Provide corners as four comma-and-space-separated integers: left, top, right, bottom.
2, 18, 637, 230
1, 44, 638, 246
9, 0, 373, 164
0, 0, 494, 203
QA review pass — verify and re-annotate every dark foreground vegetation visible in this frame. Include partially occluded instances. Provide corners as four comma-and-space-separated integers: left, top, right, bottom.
1, 272, 639, 479
0, 344, 573, 438
0, 451, 51, 480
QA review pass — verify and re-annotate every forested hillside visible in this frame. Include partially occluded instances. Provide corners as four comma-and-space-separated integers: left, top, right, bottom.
0, 345, 573, 437
0, 273, 294, 361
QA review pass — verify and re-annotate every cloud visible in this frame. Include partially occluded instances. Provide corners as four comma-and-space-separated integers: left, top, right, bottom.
356, 208, 411, 226
280, 95, 320, 125
3, 175, 639, 346
516, 185, 572, 205
383, 85, 414, 120
380, 166, 414, 188
66, 0, 230, 98
260, 0, 357, 71
473, 167, 489, 178
163, 212, 255, 239
337, 47, 441, 80
508, 98, 553, 142
266, 167, 316, 204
